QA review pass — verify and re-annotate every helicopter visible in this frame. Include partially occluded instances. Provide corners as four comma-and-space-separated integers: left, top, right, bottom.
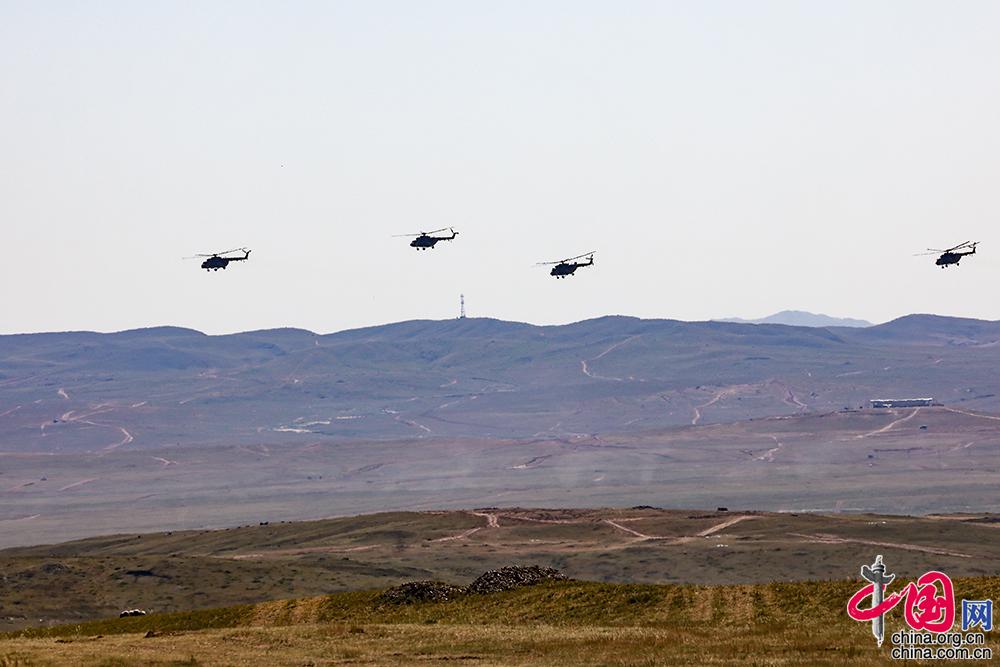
394, 227, 459, 250
187, 248, 252, 271
917, 241, 979, 268
537, 251, 595, 278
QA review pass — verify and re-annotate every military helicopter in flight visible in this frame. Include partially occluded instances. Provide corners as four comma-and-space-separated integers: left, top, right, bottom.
917, 241, 980, 268
537, 251, 595, 278
186, 248, 251, 271
394, 227, 459, 250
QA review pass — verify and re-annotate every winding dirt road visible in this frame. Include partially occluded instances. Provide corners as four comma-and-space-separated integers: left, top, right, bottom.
857, 408, 921, 438
430, 527, 482, 542
791, 532, 971, 559
756, 436, 783, 462
944, 406, 1000, 422
58, 478, 99, 492
692, 387, 741, 425
603, 515, 756, 543
471, 511, 500, 528
580, 336, 640, 382
603, 519, 660, 539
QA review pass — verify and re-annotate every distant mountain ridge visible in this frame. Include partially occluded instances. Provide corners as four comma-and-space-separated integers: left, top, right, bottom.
4, 314, 1000, 549
716, 310, 873, 328
3, 313, 1000, 451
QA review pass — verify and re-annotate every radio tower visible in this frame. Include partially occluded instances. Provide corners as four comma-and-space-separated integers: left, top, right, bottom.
459, 294, 466, 319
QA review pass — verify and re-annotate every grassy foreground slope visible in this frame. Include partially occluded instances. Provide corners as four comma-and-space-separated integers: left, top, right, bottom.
2, 577, 998, 666
4, 508, 1000, 633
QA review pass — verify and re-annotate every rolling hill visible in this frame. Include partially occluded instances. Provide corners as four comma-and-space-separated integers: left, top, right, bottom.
2, 507, 999, 635
3, 313, 1000, 452
2, 567, 998, 665
3, 315, 1000, 547
717, 310, 873, 327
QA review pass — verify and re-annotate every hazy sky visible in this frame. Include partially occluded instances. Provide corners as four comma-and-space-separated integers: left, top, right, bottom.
3, 1, 1000, 334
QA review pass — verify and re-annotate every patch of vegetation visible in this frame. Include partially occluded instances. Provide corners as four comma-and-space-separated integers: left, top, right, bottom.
7, 604, 255, 641
8, 576, 998, 641
1, 576, 998, 665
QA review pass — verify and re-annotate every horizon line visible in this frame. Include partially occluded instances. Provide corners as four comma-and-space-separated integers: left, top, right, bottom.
2, 311, 993, 338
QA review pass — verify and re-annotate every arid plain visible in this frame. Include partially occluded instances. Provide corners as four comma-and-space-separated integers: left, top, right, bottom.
2, 315, 1000, 664
2, 404, 999, 547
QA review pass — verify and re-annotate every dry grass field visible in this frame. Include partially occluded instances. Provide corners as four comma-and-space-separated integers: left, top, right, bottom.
1, 577, 998, 665
3, 508, 1000, 635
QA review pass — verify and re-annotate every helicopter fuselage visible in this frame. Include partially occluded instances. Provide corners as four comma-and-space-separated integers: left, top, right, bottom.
410, 232, 458, 249
201, 251, 250, 271
201, 256, 230, 270
550, 259, 593, 278
936, 249, 975, 267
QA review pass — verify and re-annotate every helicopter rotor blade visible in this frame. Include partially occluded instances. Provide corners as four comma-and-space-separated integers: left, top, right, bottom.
943, 240, 972, 253
185, 247, 246, 259
536, 251, 596, 265
393, 228, 453, 238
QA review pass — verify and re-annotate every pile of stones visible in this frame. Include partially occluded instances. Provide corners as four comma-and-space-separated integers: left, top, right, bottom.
376, 580, 467, 605
466, 566, 567, 595
377, 566, 567, 606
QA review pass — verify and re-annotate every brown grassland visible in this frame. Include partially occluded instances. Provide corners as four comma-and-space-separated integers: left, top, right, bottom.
4, 508, 1000, 633
1, 576, 998, 665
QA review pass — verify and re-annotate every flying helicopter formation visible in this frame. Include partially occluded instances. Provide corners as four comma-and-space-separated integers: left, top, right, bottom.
186, 233, 981, 280
394, 227, 595, 278
185, 228, 597, 280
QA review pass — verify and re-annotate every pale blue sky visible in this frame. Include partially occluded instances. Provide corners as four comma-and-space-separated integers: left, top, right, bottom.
2, 1, 999, 333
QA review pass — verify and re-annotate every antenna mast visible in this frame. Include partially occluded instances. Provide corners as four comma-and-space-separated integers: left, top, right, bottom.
459, 294, 466, 319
